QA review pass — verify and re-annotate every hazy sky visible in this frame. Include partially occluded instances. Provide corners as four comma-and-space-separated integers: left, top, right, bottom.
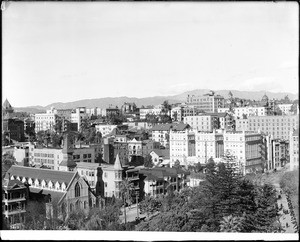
2, 2, 299, 107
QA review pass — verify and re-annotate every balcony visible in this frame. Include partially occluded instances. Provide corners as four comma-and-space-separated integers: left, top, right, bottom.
127, 175, 139, 181
3, 197, 26, 204
4, 209, 26, 216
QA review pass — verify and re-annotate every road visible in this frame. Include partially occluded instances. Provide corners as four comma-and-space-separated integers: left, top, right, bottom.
119, 203, 142, 223
274, 183, 297, 233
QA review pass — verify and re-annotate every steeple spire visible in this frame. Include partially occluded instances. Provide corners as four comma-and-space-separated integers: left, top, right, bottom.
114, 153, 123, 170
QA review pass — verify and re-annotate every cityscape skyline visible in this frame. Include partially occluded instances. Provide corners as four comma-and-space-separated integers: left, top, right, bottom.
2, 2, 298, 107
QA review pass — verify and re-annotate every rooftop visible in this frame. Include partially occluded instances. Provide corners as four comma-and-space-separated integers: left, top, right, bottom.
6, 165, 76, 185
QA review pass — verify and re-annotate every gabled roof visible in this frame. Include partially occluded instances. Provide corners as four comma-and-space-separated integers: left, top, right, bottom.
151, 123, 173, 131
6, 165, 76, 186
171, 122, 190, 131
151, 149, 170, 159
2, 179, 26, 190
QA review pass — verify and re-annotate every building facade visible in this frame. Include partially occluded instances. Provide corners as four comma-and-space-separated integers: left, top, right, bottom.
289, 128, 299, 171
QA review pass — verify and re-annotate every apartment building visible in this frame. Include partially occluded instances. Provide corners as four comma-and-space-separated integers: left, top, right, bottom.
75, 162, 100, 192
223, 131, 263, 174
101, 154, 123, 198
195, 131, 224, 164
128, 138, 143, 158
2, 178, 27, 229
186, 91, 225, 113
235, 118, 249, 132
151, 123, 173, 147
184, 114, 219, 132
169, 123, 192, 167
289, 128, 299, 171
34, 107, 58, 133
278, 104, 293, 115
71, 107, 88, 131
248, 115, 299, 140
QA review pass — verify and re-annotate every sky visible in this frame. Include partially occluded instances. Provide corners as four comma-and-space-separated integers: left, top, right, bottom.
2, 2, 299, 107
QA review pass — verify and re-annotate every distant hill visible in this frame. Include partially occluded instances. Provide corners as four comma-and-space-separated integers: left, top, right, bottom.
14, 89, 298, 112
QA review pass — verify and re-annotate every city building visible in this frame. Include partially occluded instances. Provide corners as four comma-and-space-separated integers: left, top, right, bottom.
71, 107, 88, 131
34, 107, 58, 133
75, 162, 100, 192
195, 131, 224, 164
150, 123, 173, 148
128, 138, 143, 159
169, 123, 192, 167
101, 154, 123, 198
278, 104, 293, 115
186, 91, 225, 113
3, 118, 25, 142
2, 178, 27, 229
289, 128, 299, 171
223, 131, 263, 174
149, 149, 170, 167
183, 114, 219, 132
248, 115, 299, 140
6, 165, 97, 219
139, 107, 162, 120
142, 140, 161, 157
95, 124, 118, 137
2, 99, 14, 119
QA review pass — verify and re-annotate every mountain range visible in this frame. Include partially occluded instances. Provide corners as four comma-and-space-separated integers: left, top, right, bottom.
14, 89, 298, 113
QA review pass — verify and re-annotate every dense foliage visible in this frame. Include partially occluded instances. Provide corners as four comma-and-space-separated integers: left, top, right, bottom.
136, 161, 281, 232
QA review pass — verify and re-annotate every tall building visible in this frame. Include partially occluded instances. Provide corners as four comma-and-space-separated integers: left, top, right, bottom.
195, 131, 224, 164
2, 118, 25, 142
186, 91, 225, 113
2, 99, 14, 119
248, 115, 299, 140
169, 123, 192, 167
223, 131, 263, 174
289, 128, 299, 171
2, 178, 27, 229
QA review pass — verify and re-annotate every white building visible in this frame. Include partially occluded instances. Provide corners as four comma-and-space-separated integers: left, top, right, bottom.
151, 123, 173, 147
223, 131, 263, 174
71, 107, 88, 131
289, 128, 299, 171
169, 123, 193, 167
195, 131, 224, 164
139, 108, 162, 120
278, 104, 293, 115
128, 138, 143, 158
34, 107, 58, 132
95, 124, 118, 137
75, 162, 100, 191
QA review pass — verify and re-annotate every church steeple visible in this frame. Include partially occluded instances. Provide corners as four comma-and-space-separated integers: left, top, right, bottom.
114, 153, 123, 170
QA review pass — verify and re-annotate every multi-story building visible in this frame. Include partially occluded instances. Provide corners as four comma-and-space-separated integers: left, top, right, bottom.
169, 123, 192, 167
223, 131, 263, 174
2, 178, 27, 229
121, 102, 138, 114
128, 138, 143, 159
2, 118, 25, 142
101, 154, 123, 198
6, 165, 97, 220
34, 107, 58, 133
139, 107, 162, 120
235, 118, 249, 132
186, 91, 225, 113
278, 104, 293, 115
218, 106, 267, 119
289, 128, 299, 171
75, 162, 100, 192
142, 140, 161, 157
71, 107, 88, 131
28, 136, 95, 170
195, 131, 224, 164
150, 123, 173, 148
149, 149, 170, 167
248, 115, 299, 140
183, 114, 219, 132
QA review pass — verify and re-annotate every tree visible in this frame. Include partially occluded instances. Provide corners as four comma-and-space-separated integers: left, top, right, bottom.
173, 160, 181, 169
24, 201, 47, 230
144, 154, 154, 168
65, 209, 87, 230
219, 214, 244, 232
139, 195, 162, 219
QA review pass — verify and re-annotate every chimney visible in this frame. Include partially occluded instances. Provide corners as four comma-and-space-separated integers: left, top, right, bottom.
8, 172, 11, 181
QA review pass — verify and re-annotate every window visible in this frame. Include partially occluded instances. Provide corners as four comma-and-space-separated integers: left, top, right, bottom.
75, 182, 80, 197
104, 182, 107, 188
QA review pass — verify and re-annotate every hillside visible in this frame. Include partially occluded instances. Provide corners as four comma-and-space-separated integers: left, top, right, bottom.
14, 89, 298, 112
